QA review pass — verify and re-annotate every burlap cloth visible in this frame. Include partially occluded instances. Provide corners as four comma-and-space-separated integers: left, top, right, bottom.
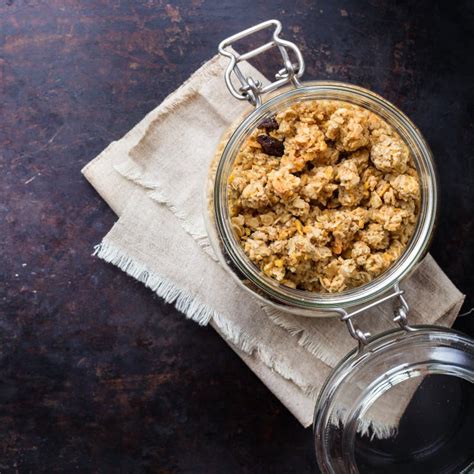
82, 55, 464, 435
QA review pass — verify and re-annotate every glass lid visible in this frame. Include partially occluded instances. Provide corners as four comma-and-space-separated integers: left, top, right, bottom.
313, 327, 474, 473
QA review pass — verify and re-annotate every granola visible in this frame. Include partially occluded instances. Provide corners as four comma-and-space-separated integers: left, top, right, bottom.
227, 100, 420, 293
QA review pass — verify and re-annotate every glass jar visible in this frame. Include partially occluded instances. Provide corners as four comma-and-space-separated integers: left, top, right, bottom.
205, 20, 474, 472
206, 21, 437, 319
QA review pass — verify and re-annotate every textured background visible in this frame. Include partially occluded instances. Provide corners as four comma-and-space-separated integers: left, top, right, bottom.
1, 1, 473, 472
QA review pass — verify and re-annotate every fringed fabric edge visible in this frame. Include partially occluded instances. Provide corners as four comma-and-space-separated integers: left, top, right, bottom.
93, 239, 322, 400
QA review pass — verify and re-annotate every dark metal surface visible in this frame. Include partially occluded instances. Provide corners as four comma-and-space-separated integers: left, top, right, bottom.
1, 1, 473, 472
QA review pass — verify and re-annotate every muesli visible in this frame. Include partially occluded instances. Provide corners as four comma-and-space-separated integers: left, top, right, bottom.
228, 100, 420, 293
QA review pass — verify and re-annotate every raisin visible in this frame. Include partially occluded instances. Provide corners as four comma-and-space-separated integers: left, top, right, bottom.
337, 151, 351, 163
257, 116, 279, 133
257, 135, 285, 157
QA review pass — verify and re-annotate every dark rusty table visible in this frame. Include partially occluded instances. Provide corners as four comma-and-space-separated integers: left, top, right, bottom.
1, 1, 473, 472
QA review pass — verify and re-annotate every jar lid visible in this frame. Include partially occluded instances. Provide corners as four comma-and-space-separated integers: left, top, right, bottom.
313, 327, 474, 473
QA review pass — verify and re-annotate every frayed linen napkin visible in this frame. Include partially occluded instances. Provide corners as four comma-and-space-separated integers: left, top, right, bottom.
82, 55, 464, 435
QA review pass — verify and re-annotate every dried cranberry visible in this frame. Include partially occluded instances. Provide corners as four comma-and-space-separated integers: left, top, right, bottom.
257, 116, 279, 133
257, 135, 285, 157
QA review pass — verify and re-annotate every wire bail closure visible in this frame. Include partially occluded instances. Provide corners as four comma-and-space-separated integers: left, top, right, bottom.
218, 19, 305, 107
337, 284, 414, 351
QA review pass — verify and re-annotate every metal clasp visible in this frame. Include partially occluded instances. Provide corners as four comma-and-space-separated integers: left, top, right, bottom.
338, 284, 415, 351
218, 19, 305, 107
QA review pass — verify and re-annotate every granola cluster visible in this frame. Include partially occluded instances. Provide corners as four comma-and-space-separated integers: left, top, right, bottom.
228, 100, 420, 293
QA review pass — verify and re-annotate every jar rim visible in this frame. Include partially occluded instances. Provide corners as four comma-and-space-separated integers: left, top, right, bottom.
211, 81, 438, 312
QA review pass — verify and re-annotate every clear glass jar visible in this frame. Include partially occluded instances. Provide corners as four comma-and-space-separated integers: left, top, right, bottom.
206, 20, 437, 318
207, 81, 437, 317
206, 20, 474, 473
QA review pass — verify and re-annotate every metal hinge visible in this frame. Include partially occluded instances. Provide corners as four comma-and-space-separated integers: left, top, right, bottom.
337, 284, 414, 351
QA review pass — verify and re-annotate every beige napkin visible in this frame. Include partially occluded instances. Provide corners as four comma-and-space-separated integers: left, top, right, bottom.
82, 55, 464, 434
